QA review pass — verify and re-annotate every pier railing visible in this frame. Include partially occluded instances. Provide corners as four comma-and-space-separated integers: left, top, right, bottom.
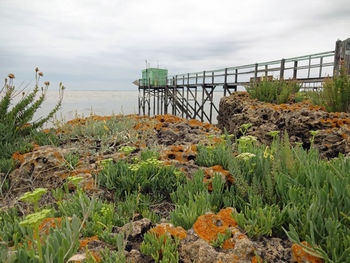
137, 38, 350, 124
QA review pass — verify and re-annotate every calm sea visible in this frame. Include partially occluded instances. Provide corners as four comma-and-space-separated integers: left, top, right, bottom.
31, 90, 232, 126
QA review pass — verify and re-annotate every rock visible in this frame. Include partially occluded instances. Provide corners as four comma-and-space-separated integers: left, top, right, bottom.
254, 237, 292, 262
126, 249, 152, 263
218, 92, 350, 158
180, 208, 257, 262
179, 230, 255, 263
117, 218, 153, 241
6, 146, 71, 209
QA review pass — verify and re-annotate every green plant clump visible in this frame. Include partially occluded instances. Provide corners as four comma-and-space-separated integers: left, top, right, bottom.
0, 69, 64, 183
246, 77, 301, 104
319, 64, 350, 112
140, 231, 180, 263
194, 125, 350, 262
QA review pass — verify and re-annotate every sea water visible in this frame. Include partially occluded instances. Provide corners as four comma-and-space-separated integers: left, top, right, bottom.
31, 90, 232, 126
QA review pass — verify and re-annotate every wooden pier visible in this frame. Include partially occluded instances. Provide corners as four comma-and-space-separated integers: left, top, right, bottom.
138, 38, 350, 124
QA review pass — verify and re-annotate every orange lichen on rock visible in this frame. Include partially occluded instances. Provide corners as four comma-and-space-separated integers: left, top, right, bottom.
38, 217, 63, 235
12, 151, 27, 164
79, 235, 99, 248
150, 223, 187, 240
160, 144, 197, 164
135, 122, 151, 131
193, 208, 238, 244
155, 114, 183, 124
292, 242, 324, 263
251, 255, 263, 263
203, 165, 234, 190
222, 238, 236, 249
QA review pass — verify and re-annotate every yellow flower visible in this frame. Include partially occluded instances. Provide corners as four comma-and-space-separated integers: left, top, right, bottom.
263, 146, 270, 159
103, 125, 109, 131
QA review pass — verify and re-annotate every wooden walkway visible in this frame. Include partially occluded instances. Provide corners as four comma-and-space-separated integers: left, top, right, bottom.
138, 38, 350, 124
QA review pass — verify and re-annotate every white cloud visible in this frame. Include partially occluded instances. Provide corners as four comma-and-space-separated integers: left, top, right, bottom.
0, 0, 349, 90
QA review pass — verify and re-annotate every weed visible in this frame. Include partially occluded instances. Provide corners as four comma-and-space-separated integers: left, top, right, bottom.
211, 229, 232, 248
140, 231, 180, 263
246, 78, 301, 104
320, 63, 350, 112
98, 158, 184, 201
64, 152, 80, 170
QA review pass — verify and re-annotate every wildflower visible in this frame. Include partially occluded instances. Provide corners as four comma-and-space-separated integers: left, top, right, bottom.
19, 188, 48, 204
239, 135, 257, 143
8, 73, 15, 79
38, 72, 44, 77
118, 146, 136, 154
101, 158, 113, 168
20, 209, 52, 228
310, 130, 319, 137
236, 152, 256, 161
240, 123, 252, 130
44, 81, 50, 86
267, 131, 280, 137
103, 125, 109, 131
263, 146, 270, 159
67, 176, 84, 187
35, 67, 39, 72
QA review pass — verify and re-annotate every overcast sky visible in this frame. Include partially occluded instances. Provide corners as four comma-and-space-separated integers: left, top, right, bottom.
1, 0, 349, 90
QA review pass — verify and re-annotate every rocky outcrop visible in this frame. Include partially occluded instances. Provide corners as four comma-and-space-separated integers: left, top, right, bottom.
217, 92, 350, 158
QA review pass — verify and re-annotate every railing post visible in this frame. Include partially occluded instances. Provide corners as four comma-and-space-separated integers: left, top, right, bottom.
293, 61, 298, 79
148, 77, 151, 116
164, 77, 168, 114
334, 39, 342, 76
319, 57, 323, 78
254, 63, 258, 81
280, 59, 285, 80
224, 68, 227, 96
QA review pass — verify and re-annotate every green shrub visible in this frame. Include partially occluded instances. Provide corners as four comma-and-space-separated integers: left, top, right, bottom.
30, 129, 60, 147
0, 207, 30, 248
170, 171, 235, 229
41, 216, 81, 263
0, 70, 63, 142
98, 158, 185, 201
195, 139, 232, 169
64, 152, 80, 170
246, 78, 301, 104
211, 229, 232, 248
319, 64, 350, 112
0, 69, 64, 180
170, 192, 211, 230
234, 201, 286, 239
140, 232, 180, 263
